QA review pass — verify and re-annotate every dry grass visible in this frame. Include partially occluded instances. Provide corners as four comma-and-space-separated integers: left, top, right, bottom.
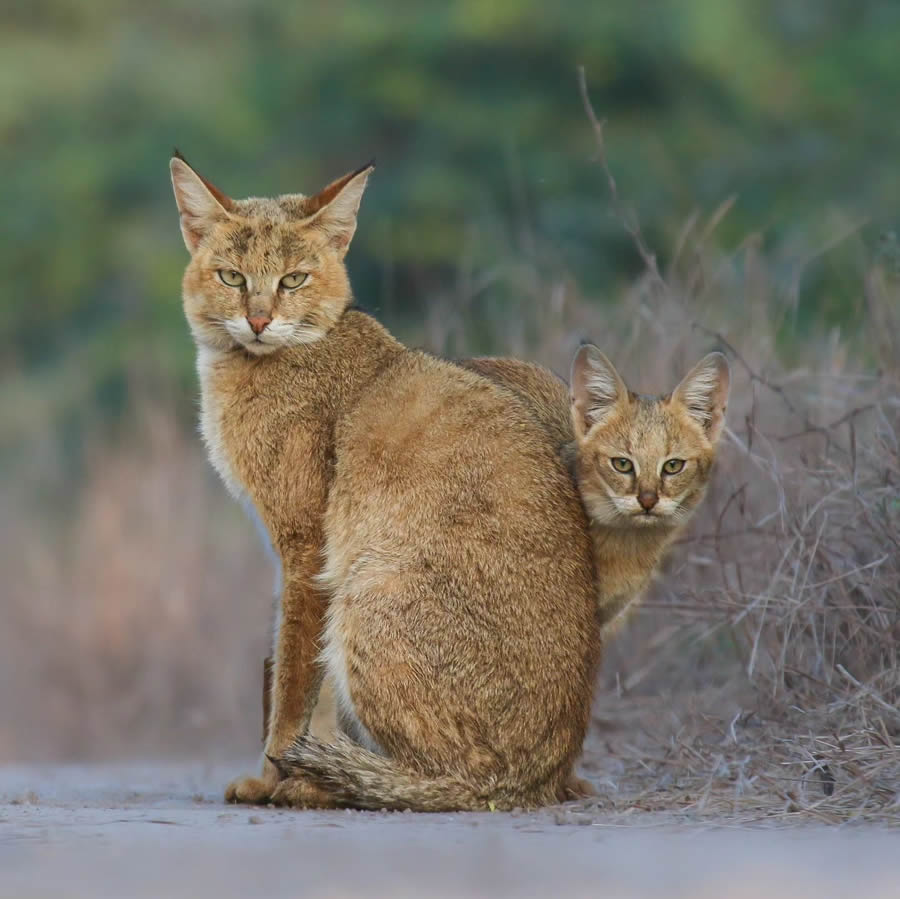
576, 304, 900, 824
2, 102, 897, 823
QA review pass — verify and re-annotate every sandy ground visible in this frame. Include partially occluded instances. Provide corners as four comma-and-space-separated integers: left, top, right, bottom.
2, 762, 898, 898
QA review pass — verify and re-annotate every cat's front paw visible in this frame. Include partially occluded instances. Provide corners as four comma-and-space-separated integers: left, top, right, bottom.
225, 773, 275, 805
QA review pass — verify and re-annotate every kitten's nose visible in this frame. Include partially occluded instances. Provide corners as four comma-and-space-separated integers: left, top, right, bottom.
247, 315, 272, 335
638, 490, 659, 512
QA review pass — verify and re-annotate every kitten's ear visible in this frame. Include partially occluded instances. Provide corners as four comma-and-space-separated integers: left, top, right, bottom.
570, 345, 628, 441
672, 352, 731, 443
170, 152, 234, 254
305, 162, 374, 255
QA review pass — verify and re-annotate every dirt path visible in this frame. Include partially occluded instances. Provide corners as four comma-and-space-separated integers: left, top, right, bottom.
2, 762, 897, 898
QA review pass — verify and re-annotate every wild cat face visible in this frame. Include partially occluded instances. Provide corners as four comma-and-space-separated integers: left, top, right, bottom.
570, 347, 730, 530
170, 153, 372, 356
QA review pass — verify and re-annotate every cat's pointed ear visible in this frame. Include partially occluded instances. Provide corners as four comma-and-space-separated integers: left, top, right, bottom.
672, 352, 731, 443
170, 152, 235, 254
304, 162, 374, 255
570, 344, 628, 441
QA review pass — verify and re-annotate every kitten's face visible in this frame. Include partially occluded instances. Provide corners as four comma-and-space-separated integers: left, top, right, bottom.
570, 348, 730, 531
170, 156, 372, 356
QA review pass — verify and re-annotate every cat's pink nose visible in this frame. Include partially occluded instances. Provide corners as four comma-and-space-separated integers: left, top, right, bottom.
247, 315, 271, 335
638, 490, 659, 512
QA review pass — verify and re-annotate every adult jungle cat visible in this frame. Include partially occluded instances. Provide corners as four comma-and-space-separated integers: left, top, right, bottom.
170, 155, 600, 810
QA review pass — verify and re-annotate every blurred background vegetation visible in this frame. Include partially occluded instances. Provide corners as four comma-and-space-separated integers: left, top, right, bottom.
2, 0, 898, 761
4, 0, 899, 459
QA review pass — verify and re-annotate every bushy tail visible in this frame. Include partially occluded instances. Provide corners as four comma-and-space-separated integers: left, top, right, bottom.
273, 733, 500, 812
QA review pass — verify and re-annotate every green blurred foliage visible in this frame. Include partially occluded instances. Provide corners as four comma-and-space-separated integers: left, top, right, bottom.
2, 0, 899, 449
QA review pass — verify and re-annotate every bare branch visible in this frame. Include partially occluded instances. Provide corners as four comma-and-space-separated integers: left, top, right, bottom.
577, 66, 669, 296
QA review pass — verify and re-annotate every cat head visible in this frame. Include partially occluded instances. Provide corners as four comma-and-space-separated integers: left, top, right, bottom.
570, 346, 730, 530
170, 152, 373, 355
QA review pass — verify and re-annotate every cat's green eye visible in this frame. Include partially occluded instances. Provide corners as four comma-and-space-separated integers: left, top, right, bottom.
280, 272, 308, 290
663, 458, 685, 475
611, 457, 634, 474
218, 269, 246, 288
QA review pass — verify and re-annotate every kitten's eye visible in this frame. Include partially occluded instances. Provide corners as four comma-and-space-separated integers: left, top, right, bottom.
611, 457, 634, 474
279, 272, 308, 290
218, 269, 246, 288
663, 458, 685, 475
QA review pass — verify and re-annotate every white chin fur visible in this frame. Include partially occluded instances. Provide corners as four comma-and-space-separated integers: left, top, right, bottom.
224, 316, 327, 354
583, 492, 678, 528
631, 514, 667, 526
240, 340, 281, 356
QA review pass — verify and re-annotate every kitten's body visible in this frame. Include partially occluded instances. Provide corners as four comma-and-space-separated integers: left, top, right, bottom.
171, 158, 600, 811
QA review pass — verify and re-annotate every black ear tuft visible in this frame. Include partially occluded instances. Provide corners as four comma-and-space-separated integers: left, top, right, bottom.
172, 147, 188, 164
347, 158, 376, 180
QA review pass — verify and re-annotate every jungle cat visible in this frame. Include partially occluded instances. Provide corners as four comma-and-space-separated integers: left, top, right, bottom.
170, 154, 600, 811
464, 349, 730, 633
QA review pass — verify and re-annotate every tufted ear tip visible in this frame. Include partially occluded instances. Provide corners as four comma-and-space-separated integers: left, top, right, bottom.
570, 344, 627, 440
169, 154, 234, 253
304, 162, 375, 252
672, 352, 731, 442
